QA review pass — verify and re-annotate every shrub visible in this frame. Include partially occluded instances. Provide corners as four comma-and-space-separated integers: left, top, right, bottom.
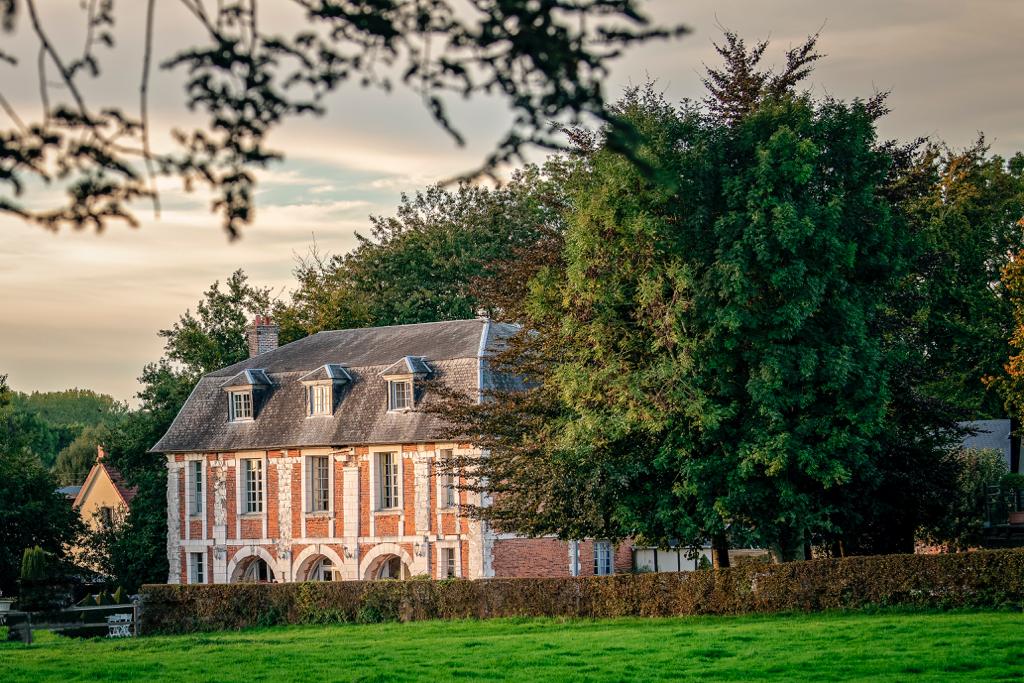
20, 547, 49, 582
17, 546, 73, 611
140, 549, 1024, 635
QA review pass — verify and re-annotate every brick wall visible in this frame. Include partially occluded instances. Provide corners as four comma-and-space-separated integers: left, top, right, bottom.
171, 443, 633, 584
492, 538, 635, 578
493, 538, 571, 577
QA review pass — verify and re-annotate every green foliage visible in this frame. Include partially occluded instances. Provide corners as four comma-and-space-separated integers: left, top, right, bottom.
20, 547, 49, 582
902, 145, 1024, 417
274, 169, 566, 342
140, 549, 1024, 634
52, 424, 105, 486
2, 388, 118, 469
17, 545, 74, 611
920, 449, 1010, 551
0, 1, 680, 236
160, 271, 271, 375
0, 390, 81, 594
11, 389, 117, 429
446, 36, 902, 561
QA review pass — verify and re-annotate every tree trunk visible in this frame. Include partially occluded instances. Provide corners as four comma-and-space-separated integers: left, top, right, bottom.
711, 533, 730, 569
769, 527, 805, 563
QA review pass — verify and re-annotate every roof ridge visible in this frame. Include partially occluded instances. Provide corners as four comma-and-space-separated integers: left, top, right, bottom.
313, 318, 485, 335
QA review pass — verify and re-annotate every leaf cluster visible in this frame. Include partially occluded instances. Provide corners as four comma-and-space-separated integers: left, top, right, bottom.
0, 0, 684, 237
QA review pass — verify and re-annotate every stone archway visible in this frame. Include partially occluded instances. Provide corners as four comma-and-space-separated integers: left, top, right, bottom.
227, 546, 282, 583
359, 543, 415, 580
292, 545, 347, 582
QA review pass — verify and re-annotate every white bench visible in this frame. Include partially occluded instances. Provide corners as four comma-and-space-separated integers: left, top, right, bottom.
106, 613, 133, 638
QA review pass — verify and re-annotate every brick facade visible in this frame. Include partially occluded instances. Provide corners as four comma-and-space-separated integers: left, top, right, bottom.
167, 443, 633, 584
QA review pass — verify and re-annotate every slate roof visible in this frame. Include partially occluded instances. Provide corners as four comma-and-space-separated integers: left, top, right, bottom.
56, 485, 82, 500
152, 319, 518, 453
298, 364, 352, 383
380, 356, 432, 377
220, 368, 272, 389
958, 419, 1014, 470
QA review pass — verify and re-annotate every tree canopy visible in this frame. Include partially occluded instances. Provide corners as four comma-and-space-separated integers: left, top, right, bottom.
0, 375, 82, 594
274, 165, 567, 341
435, 33, 1022, 561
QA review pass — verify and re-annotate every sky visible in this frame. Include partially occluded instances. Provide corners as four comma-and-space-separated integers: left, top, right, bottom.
2, 0, 1023, 402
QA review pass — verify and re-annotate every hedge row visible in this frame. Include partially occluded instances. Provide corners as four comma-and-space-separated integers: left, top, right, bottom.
139, 549, 1024, 634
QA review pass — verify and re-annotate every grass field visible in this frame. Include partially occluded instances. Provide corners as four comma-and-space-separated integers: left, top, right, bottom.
2, 610, 1022, 681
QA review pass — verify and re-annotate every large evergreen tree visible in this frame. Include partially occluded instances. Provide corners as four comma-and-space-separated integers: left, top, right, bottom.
443, 35, 917, 562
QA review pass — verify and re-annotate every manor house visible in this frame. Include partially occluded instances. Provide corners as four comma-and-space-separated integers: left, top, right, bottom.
154, 318, 631, 584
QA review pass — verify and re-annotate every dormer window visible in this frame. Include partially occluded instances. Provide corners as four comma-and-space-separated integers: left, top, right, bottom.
299, 364, 351, 418
307, 384, 331, 416
220, 368, 271, 423
388, 380, 412, 411
380, 356, 430, 413
229, 390, 253, 421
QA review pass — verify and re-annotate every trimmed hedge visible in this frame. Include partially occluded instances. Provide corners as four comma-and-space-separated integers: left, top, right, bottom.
140, 549, 1024, 635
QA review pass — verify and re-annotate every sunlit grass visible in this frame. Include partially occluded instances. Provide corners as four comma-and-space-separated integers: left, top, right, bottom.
2, 610, 1022, 681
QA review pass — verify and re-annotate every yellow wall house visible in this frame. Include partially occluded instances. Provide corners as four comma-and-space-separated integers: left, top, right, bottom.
74, 447, 137, 531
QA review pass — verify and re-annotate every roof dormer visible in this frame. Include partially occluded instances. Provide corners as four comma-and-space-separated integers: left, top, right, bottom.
298, 364, 352, 417
380, 356, 430, 412
221, 369, 272, 422
380, 356, 431, 379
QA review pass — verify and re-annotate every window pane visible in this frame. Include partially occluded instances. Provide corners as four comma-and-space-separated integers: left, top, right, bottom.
594, 541, 612, 575
444, 547, 456, 578
192, 461, 203, 515
245, 459, 263, 513
440, 449, 456, 507
192, 552, 205, 584
309, 456, 329, 512
232, 391, 253, 420
390, 381, 412, 410
378, 452, 399, 508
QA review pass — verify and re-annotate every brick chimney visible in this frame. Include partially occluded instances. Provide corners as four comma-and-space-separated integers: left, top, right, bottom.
96, 445, 106, 462
246, 315, 280, 358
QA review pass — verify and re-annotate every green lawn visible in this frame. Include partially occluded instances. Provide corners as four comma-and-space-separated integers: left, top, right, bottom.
2, 610, 1022, 681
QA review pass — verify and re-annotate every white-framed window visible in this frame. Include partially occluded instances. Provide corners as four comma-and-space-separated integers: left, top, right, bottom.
229, 390, 253, 421
309, 557, 334, 581
190, 460, 203, 516
308, 455, 330, 512
594, 541, 613, 576
439, 449, 456, 508
443, 547, 456, 578
243, 458, 263, 513
376, 451, 400, 509
388, 380, 412, 411
190, 551, 205, 584
307, 384, 331, 416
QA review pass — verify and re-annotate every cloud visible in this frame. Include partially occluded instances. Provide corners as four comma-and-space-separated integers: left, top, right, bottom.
4, 0, 1024, 401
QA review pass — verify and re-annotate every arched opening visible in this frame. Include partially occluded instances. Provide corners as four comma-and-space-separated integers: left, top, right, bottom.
235, 556, 275, 583
368, 554, 410, 580
306, 556, 337, 581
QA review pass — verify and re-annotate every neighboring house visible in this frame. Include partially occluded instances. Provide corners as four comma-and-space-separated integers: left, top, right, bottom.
73, 446, 137, 529
56, 485, 82, 504
958, 419, 1021, 474
154, 317, 632, 585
